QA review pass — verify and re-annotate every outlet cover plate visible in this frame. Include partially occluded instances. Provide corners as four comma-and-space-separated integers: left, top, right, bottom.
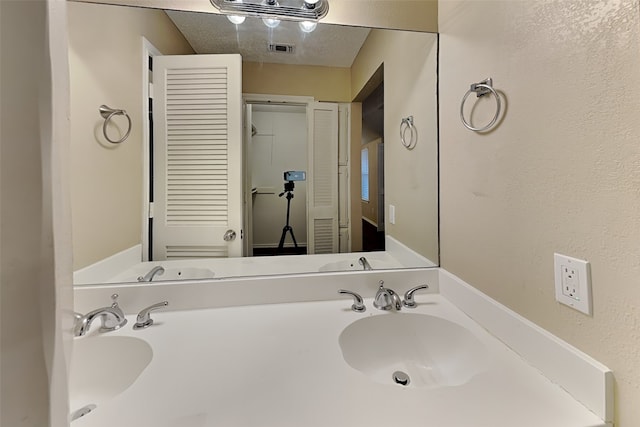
554, 253, 592, 315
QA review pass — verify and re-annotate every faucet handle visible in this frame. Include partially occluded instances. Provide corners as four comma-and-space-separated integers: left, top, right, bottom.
134, 301, 169, 330
338, 290, 366, 313
403, 284, 430, 308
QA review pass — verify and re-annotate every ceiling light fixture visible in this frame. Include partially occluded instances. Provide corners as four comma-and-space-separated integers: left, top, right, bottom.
211, 0, 329, 23
225, 0, 247, 24
227, 15, 246, 24
262, 17, 281, 28
298, 20, 317, 33
260, 0, 280, 27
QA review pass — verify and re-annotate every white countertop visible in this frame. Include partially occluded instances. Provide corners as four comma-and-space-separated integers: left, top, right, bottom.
72, 294, 607, 427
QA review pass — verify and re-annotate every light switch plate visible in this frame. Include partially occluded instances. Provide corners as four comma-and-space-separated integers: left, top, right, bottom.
554, 253, 592, 315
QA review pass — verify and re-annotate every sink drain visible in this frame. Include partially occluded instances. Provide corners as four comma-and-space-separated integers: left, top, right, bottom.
71, 404, 96, 422
392, 371, 410, 386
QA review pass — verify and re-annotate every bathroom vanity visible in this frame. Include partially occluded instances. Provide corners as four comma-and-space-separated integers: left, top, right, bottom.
71, 269, 612, 427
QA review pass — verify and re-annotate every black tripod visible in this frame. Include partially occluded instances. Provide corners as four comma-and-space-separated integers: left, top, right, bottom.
276, 181, 299, 254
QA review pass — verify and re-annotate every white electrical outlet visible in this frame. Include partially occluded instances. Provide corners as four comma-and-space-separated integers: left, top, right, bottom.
554, 253, 592, 315
389, 204, 396, 225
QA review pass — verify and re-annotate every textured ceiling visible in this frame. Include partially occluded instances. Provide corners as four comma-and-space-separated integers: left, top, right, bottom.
166, 10, 371, 67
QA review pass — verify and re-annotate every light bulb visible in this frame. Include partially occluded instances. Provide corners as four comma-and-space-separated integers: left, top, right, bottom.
299, 21, 317, 33
262, 17, 281, 28
227, 15, 246, 24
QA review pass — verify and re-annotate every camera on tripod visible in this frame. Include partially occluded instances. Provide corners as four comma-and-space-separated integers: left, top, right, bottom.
284, 171, 306, 182
280, 171, 306, 196
276, 171, 306, 254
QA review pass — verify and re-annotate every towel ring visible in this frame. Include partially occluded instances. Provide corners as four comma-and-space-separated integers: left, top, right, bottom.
400, 116, 417, 149
460, 79, 501, 132
99, 105, 132, 144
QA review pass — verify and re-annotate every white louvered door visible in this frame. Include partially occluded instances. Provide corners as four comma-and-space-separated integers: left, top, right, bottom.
307, 102, 339, 254
152, 54, 243, 260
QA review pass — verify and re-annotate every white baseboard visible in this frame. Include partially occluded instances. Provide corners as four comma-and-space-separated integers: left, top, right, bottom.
438, 268, 613, 424
73, 245, 142, 285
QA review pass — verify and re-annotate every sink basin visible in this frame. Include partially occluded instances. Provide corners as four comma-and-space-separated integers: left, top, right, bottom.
69, 336, 152, 411
339, 313, 489, 388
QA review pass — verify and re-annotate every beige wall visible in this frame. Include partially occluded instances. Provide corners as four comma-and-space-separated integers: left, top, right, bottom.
71, 0, 439, 32
351, 29, 439, 262
243, 62, 351, 102
324, 0, 437, 32
1, 3, 50, 425
439, 1, 640, 425
1, 0, 72, 426
68, 2, 194, 269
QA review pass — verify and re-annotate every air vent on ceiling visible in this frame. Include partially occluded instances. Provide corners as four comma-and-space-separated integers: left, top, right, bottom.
268, 43, 295, 54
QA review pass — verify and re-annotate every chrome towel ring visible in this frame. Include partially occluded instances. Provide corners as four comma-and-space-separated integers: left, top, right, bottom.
460, 78, 501, 132
400, 116, 417, 149
99, 105, 132, 144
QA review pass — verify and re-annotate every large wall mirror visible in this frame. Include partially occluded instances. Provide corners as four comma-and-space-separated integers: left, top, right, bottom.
69, 0, 439, 285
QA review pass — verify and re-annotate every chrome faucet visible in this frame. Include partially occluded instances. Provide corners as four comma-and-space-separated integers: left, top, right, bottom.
403, 284, 430, 308
373, 280, 402, 311
338, 289, 366, 312
358, 256, 372, 271
133, 301, 169, 330
137, 266, 165, 282
74, 294, 127, 337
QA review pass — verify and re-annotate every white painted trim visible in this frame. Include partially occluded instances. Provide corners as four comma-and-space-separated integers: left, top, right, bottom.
438, 268, 613, 424
242, 102, 253, 257
73, 245, 142, 285
141, 37, 162, 261
243, 93, 314, 106
338, 103, 352, 251
385, 235, 436, 267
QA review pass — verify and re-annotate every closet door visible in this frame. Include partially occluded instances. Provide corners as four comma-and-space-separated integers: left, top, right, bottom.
152, 54, 243, 259
307, 102, 339, 254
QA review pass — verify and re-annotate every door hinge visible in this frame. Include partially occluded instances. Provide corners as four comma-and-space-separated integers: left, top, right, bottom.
148, 202, 155, 219
241, 229, 244, 239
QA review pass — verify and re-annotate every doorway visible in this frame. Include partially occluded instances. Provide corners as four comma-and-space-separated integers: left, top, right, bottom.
247, 103, 308, 255
243, 95, 341, 257
359, 78, 385, 252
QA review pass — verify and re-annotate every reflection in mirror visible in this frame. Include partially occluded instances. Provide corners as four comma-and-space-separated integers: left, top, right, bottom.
68, 1, 439, 285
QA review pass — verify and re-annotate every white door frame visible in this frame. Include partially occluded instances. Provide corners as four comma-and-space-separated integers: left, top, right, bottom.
141, 37, 162, 261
